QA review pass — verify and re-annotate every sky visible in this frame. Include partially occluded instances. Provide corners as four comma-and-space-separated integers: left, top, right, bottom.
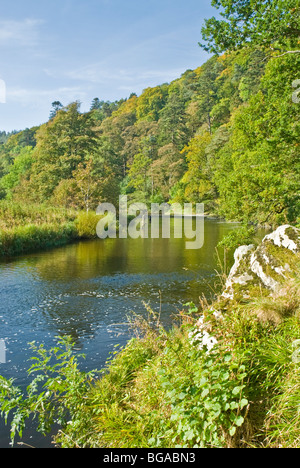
0, 0, 216, 132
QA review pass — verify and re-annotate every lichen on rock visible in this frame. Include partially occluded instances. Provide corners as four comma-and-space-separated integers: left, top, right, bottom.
222, 225, 300, 301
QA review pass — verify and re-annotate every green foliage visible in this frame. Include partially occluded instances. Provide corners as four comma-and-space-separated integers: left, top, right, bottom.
0, 201, 79, 257
0, 201, 76, 229
128, 152, 152, 194
23, 102, 101, 202
136, 86, 168, 122
181, 132, 214, 205
0, 146, 34, 199
200, 0, 300, 54
213, 53, 300, 224
1, 272, 300, 448
158, 87, 189, 146
0, 337, 95, 446
0, 0, 298, 235
0, 222, 77, 257
217, 225, 256, 251
156, 326, 248, 447
75, 211, 102, 239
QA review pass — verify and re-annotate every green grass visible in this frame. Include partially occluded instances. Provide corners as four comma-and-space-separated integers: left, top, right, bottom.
0, 222, 79, 257
0, 201, 103, 257
0, 200, 77, 229
0, 201, 79, 257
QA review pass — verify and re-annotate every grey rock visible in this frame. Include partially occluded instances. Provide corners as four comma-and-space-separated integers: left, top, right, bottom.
222, 225, 300, 301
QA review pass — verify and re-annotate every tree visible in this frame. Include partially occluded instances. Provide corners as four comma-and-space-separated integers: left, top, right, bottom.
159, 89, 189, 146
99, 111, 137, 180
195, 58, 220, 134
127, 152, 152, 198
151, 143, 185, 200
181, 133, 215, 204
49, 101, 63, 120
16, 127, 38, 147
90, 98, 103, 110
213, 53, 300, 224
0, 146, 34, 199
72, 159, 101, 212
26, 102, 100, 201
200, 0, 300, 55
136, 85, 168, 122
51, 179, 79, 209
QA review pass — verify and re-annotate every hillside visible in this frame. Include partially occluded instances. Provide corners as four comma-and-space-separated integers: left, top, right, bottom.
0, 45, 299, 228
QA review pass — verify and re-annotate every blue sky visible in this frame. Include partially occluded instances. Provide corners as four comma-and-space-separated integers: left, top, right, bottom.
0, 0, 216, 132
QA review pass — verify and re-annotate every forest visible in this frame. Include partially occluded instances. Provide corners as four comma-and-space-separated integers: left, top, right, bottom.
0, 1, 299, 250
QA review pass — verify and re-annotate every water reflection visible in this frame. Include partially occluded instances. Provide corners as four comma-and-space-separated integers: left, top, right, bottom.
0, 218, 258, 447
0, 219, 243, 357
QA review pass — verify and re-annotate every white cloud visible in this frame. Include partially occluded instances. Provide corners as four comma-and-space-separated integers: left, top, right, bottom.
6, 86, 88, 107
49, 61, 184, 89
0, 19, 43, 47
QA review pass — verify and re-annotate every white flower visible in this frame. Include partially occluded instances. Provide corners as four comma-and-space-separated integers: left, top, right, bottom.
213, 310, 223, 321
188, 325, 217, 354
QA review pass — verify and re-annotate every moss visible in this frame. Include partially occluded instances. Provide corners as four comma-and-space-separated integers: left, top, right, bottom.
251, 239, 298, 288
230, 279, 269, 303
263, 239, 296, 268
285, 227, 300, 245
224, 227, 300, 302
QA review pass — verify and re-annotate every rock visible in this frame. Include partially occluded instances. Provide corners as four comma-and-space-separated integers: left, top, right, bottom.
222, 225, 300, 301
250, 251, 279, 292
264, 225, 300, 252
223, 244, 256, 300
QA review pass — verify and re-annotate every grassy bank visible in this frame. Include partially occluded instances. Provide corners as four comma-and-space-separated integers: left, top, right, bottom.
0, 263, 299, 448
53, 278, 300, 449
0, 201, 102, 257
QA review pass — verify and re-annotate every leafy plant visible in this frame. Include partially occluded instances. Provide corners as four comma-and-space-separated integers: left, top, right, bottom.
156, 320, 248, 447
75, 211, 103, 238
0, 336, 96, 446
217, 225, 256, 251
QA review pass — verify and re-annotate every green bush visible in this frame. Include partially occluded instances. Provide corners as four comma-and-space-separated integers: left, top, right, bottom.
75, 211, 102, 239
0, 337, 95, 445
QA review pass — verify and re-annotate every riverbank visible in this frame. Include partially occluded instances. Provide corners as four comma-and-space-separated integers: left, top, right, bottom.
0, 225, 299, 448
0, 202, 102, 258
0, 199, 275, 259
52, 230, 300, 448
0, 200, 225, 259
53, 225, 300, 448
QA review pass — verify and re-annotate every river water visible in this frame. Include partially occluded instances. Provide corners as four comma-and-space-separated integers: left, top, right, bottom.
0, 218, 261, 447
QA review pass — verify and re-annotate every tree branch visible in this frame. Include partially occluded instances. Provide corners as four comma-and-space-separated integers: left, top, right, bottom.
272, 50, 300, 58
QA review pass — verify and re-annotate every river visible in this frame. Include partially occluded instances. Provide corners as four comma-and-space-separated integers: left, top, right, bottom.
0, 218, 263, 447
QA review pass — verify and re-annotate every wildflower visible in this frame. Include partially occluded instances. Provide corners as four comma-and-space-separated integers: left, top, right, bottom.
188, 326, 217, 354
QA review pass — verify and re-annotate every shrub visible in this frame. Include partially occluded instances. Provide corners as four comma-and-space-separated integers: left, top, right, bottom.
0, 337, 96, 446
75, 211, 102, 239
